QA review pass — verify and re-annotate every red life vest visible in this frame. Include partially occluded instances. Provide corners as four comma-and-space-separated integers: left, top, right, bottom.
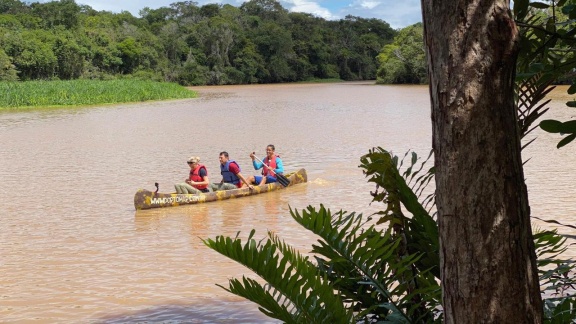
189, 164, 209, 190
262, 155, 279, 178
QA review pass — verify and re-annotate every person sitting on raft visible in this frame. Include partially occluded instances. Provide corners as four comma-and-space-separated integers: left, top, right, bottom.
174, 156, 211, 194
211, 151, 254, 191
247, 144, 284, 186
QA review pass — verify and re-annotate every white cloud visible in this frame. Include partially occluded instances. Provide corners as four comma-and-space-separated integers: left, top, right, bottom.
283, 0, 335, 19
358, 1, 380, 10
344, 0, 422, 28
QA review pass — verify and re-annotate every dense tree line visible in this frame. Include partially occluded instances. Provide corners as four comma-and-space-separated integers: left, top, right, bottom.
376, 4, 576, 86
376, 23, 427, 84
0, 0, 397, 85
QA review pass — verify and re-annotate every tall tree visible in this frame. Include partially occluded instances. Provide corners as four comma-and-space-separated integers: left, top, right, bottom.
240, 0, 289, 25
377, 23, 426, 84
421, 0, 543, 323
30, 0, 81, 30
0, 48, 18, 81
0, 0, 28, 14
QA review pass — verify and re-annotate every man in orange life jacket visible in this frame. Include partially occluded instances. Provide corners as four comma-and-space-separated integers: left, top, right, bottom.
174, 156, 211, 194
210, 151, 254, 191
247, 144, 284, 186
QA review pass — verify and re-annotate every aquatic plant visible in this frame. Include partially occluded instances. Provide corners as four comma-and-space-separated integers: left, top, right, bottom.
0, 79, 196, 109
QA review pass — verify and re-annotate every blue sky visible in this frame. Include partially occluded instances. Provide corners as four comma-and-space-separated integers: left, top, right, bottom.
63, 0, 422, 29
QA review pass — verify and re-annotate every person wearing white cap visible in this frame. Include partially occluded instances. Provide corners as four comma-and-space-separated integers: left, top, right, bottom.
174, 156, 212, 194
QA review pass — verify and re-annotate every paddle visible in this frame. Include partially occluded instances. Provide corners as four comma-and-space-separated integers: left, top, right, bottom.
253, 154, 291, 187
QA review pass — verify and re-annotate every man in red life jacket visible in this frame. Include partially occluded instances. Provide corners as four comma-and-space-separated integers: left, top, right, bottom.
247, 144, 284, 185
210, 151, 254, 191
174, 156, 212, 194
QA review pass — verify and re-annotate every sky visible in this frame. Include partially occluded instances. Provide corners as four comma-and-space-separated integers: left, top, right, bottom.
53, 0, 422, 29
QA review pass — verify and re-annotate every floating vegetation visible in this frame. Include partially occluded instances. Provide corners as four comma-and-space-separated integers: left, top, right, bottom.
0, 79, 197, 109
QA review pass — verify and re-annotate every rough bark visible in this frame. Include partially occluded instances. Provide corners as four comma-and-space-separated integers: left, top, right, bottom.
420, 0, 543, 322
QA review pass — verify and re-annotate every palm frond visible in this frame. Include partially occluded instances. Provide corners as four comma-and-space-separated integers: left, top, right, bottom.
291, 205, 441, 322
203, 229, 354, 323
220, 277, 298, 322
360, 148, 440, 279
532, 228, 576, 324
516, 72, 554, 144
543, 297, 576, 324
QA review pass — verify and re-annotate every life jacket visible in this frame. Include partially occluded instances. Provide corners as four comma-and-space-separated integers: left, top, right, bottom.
189, 164, 209, 190
221, 160, 241, 184
262, 155, 280, 178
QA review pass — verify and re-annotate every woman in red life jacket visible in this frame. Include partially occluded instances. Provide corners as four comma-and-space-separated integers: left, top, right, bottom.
174, 156, 211, 194
248, 144, 284, 185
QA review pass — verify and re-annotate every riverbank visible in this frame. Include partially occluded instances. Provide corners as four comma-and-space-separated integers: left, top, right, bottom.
0, 79, 197, 110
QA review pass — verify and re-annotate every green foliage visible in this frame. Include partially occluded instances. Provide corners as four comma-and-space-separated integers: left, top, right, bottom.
0, 0, 396, 84
231, 41, 266, 84
245, 19, 296, 82
514, 0, 576, 148
0, 13, 23, 28
0, 79, 196, 108
360, 149, 439, 277
203, 229, 354, 323
0, 0, 28, 14
0, 48, 18, 81
206, 149, 442, 323
292, 204, 441, 323
329, 15, 395, 81
533, 229, 576, 323
2, 29, 58, 80
544, 298, 576, 324
288, 12, 327, 80
540, 119, 576, 148
376, 23, 427, 84
30, 0, 81, 30
53, 31, 86, 79
116, 37, 142, 74
240, 0, 290, 25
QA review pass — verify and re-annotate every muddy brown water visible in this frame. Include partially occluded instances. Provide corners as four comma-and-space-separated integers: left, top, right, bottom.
0, 82, 574, 322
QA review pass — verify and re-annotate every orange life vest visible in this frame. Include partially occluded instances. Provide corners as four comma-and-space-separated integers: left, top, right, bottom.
189, 164, 208, 190
262, 155, 279, 178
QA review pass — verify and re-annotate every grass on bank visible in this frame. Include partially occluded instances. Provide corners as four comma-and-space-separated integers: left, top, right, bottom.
0, 79, 197, 109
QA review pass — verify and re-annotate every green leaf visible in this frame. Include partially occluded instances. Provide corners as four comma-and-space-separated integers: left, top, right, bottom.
559, 120, 576, 133
529, 63, 546, 72
540, 119, 564, 133
203, 231, 354, 323
514, 0, 530, 19
568, 83, 576, 95
530, 2, 551, 8
561, 4, 576, 17
567, 100, 576, 108
557, 133, 576, 148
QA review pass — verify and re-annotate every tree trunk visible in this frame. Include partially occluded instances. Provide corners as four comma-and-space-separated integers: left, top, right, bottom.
420, 1, 543, 322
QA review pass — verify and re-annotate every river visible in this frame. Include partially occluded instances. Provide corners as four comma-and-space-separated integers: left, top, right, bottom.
0, 81, 574, 322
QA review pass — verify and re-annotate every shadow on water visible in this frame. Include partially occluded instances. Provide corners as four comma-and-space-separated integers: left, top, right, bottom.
96, 299, 280, 323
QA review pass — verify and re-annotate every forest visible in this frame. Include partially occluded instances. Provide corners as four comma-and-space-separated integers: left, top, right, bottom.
0, 0, 401, 85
